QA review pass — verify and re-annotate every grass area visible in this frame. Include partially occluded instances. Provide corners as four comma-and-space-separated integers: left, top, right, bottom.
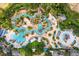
27, 26, 33, 30
18, 41, 45, 56
0, 38, 4, 42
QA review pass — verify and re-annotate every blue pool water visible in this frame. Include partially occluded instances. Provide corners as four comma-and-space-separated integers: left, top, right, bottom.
38, 24, 43, 30
11, 32, 26, 43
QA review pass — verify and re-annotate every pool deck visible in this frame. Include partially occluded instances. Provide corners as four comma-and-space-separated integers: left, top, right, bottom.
2, 9, 79, 49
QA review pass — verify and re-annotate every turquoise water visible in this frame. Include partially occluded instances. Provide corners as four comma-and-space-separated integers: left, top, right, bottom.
11, 32, 26, 43
38, 24, 43, 30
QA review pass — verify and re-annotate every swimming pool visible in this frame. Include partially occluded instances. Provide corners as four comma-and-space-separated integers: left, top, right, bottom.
59, 30, 76, 46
